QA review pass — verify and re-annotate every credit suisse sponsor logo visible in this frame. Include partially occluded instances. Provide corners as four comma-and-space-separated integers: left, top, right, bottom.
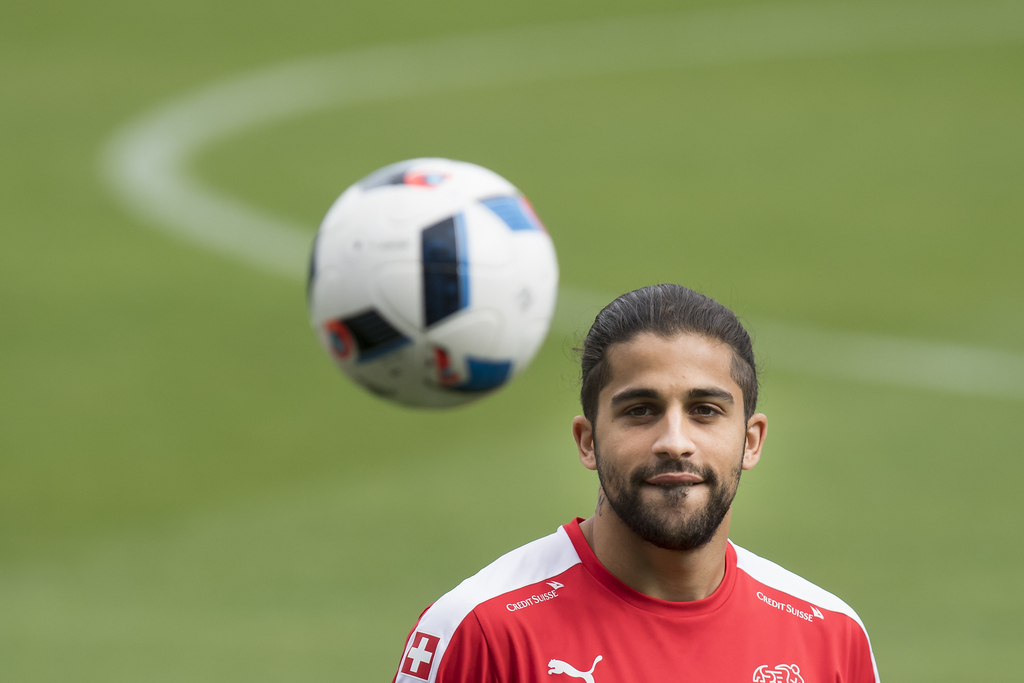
506, 581, 563, 612
756, 591, 824, 622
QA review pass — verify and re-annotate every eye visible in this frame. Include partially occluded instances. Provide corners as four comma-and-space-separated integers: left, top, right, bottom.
626, 405, 654, 417
692, 404, 722, 417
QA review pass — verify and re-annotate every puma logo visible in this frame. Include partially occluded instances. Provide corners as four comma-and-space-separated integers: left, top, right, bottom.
547, 655, 602, 683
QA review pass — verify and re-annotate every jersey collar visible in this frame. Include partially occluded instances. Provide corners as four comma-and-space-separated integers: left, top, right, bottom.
564, 517, 738, 618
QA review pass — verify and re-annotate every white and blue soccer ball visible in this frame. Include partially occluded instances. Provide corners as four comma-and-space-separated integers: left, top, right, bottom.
308, 158, 559, 408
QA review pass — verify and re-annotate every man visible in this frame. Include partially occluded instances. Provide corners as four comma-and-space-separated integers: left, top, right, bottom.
393, 284, 879, 683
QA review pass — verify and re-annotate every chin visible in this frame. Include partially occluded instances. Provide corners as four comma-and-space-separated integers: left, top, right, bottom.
644, 484, 701, 505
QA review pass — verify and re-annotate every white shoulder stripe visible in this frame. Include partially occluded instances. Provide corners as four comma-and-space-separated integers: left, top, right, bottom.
397, 526, 581, 683
732, 542, 880, 683
732, 542, 861, 625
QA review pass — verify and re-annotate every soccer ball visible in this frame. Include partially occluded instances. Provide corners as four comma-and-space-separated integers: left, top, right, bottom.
307, 158, 559, 408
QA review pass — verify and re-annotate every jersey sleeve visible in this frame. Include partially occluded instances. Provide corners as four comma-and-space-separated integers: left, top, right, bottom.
392, 526, 580, 683
845, 618, 880, 683
393, 611, 497, 683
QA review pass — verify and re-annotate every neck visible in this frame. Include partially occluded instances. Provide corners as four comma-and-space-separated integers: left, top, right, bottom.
578, 505, 731, 602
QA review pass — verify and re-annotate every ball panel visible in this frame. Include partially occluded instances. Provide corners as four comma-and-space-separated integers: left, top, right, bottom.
479, 195, 545, 232
372, 261, 422, 331
460, 202, 513, 268
344, 343, 418, 402
421, 214, 468, 327
357, 159, 420, 189
426, 308, 503, 360
341, 309, 412, 363
455, 357, 513, 392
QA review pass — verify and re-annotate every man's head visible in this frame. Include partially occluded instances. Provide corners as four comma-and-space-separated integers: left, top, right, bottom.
579, 284, 758, 426
572, 285, 767, 552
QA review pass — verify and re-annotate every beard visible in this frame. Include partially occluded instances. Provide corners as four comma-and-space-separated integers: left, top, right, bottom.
595, 443, 742, 552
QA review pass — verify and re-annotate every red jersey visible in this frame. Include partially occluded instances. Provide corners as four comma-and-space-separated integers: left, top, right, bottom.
394, 519, 879, 683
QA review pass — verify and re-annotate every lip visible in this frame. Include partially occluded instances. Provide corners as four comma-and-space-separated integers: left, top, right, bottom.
646, 472, 703, 486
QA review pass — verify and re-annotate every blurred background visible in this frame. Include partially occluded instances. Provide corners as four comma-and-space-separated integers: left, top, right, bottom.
2, 0, 1023, 680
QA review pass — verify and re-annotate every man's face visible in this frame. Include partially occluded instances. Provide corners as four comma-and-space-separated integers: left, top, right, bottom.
579, 332, 763, 551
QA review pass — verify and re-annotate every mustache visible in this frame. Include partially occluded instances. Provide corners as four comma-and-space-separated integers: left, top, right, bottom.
629, 459, 718, 486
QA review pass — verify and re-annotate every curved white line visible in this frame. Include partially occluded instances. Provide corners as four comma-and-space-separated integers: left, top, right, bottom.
101, 0, 1024, 399
556, 288, 1024, 401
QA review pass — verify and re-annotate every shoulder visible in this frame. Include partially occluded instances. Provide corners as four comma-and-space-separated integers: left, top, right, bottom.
730, 541, 880, 682
394, 525, 581, 683
730, 541, 867, 630
421, 524, 581, 636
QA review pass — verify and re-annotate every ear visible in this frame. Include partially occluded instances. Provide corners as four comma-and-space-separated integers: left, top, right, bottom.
742, 413, 768, 471
572, 415, 597, 471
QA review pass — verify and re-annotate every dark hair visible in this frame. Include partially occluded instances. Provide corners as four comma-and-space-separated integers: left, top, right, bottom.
579, 284, 758, 424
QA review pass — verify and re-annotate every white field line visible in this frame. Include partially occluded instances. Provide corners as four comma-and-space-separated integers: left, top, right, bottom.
555, 286, 1024, 400
101, 0, 1024, 400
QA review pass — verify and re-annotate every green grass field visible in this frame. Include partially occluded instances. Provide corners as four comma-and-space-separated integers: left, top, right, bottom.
2, 0, 1023, 680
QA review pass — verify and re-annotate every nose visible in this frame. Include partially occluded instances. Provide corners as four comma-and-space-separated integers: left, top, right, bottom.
651, 404, 696, 459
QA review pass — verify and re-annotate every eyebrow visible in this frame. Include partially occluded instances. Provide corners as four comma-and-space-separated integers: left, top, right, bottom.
686, 387, 734, 404
609, 387, 662, 406
609, 386, 735, 406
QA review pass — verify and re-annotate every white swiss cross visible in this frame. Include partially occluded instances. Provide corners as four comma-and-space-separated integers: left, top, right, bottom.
408, 638, 433, 673
401, 631, 440, 680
